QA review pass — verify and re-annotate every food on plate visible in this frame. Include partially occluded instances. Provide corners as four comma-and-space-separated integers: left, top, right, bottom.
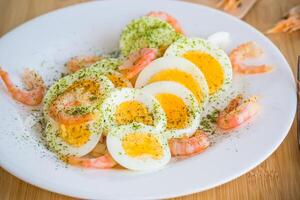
142, 81, 201, 139
0, 67, 45, 106
217, 95, 259, 130
135, 56, 209, 105
147, 11, 184, 34
43, 69, 114, 156
207, 31, 231, 50
119, 48, 158, 79
67, 153, 117, 169
100, 88, 167, 132
0, 11, 269, 171
164, 37, 232, 97
120, 16, 181, 57
90, 57, 122, 71
67, 55, 102, 73
104, 70, 133, 88
107, 123, 171, 171
83, 60, 132, 88
168, 130, 210, 156
229, 41, 272, 74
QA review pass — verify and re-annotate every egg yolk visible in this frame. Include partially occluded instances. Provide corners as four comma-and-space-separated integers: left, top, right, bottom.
60, 123, 91, 147
115, 101, 153, 125
183, 51, 224, 95
106, 74, 128, 87
155, 93, 189, 129
148, 69, 203, 103
66, 79, 100, 95
55, 80, 100, 147
122, 133, 163, 159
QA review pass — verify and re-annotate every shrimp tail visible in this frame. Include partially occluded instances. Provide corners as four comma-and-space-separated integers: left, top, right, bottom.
0, 67, 45, 106
147, 11, 184, 34
124, 48, 157, 79
67, 56, 101, 73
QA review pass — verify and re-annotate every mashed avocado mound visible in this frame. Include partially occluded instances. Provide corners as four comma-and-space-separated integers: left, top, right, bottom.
120, 16, 182, 57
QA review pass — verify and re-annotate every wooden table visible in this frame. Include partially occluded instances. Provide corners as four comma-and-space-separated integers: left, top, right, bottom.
0, 0, 299, 199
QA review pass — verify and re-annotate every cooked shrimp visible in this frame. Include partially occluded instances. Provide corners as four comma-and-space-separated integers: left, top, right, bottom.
121, 48, 158, 79
147, 11, 184, 34
217, 0, 242, 11
0, 67, 45, 106
49, 89, 96, 125
67, 153, 117, 169
229, 42, 273, 74
67, 56, 101, 73
267, 15, 300, 34
89, 141, 107, 157
217, 95, 259, 130
168, 130, 210, 157
49, 100, 94, 125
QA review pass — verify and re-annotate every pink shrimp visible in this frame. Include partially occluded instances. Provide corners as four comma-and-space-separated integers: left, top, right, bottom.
217, 95, 259, 130
120, 48, 158, 79
49, 100, 94, 125
217, 0, 242, 12
267, 5, 300, 34
168, 130, 210, 157
0, 67, 45, 106
67, 56, 101, 73
67, 153, 117, 169
267, 15, 300, 34
147, 11, 184, 34
49, 88, 97, 125
229, 42, 273, 74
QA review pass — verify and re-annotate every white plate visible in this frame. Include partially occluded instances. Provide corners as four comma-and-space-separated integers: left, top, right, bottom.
0, 0, 296, 199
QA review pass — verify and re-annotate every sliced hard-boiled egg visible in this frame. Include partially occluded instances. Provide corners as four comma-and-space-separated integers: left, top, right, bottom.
87, 59, 132, 88
90, 57, 122, 71
45, 116, 102, 157
142, 81, 201, 138
100, 88, 167, 132
107, 123, 171, 171
104, 70, 132, 88
164, 37, 232, 99
44, 70, 114, 157
135, 56, 209, 106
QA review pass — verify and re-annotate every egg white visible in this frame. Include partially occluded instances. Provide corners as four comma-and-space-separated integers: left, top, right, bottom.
135, 56, 209, 106
100, 88, 167, 132
164, 37, 232, 102
107, 122, 171, 171
44, 73, 114, 157
142, 81, 201, 139
207, 31, 231, 51
45, 117, 102, 157
84, 60, 132, 88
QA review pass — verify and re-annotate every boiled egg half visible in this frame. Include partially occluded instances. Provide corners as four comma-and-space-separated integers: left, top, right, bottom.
164, 37, 232, 99
107, 123, 171, 171
44, 70, 114, 157
100, 88, 167, 132
142, 81, 201, 139
135, 56, 209, 106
